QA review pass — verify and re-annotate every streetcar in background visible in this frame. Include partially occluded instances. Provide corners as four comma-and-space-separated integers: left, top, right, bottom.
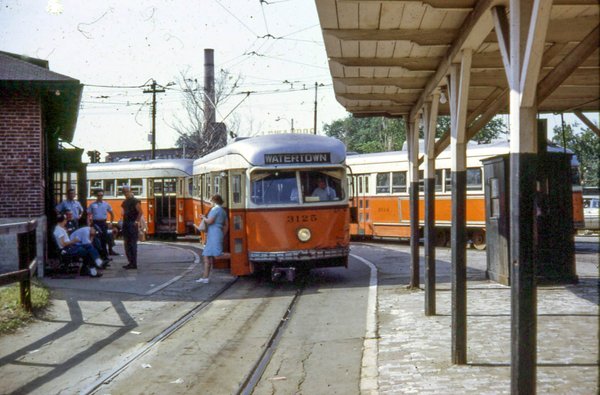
192, 134, 350, 279
346, 140, 584, 249
86, 159, 194, 238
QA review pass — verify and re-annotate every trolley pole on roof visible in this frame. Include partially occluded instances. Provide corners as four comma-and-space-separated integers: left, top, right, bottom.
144, 79, 165, 160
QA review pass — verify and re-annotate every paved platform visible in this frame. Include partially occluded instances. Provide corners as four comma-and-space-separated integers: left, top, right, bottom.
0, 238, 597, 394
363, 239, 599, 395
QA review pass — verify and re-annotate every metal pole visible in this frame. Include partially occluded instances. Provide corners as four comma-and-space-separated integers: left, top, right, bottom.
408, 120, 420, 289
314, 82, 318, 134
151, 81, 156, 159
143, 80, 164, 160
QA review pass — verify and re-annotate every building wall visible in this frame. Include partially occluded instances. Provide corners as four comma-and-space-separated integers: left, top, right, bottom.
0, 90, 44, 217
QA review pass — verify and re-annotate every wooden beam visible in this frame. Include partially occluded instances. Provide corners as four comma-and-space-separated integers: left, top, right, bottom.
323, 28, 458, 45
339, 92, 420, 102
409, 0, 496, 121
492, 6, 511, 84
574, 110, 600, 137
538, 25, 600, 102
520, 0, 553, 107
330, 57, 440, 70
334, 76, 429, 89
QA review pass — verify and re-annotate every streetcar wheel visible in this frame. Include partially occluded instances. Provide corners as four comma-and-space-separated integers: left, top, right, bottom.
471, 230, 486, 250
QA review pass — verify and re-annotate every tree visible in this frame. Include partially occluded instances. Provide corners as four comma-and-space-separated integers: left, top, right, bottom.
323, 114, 507, 154
171, 68, 242, 158
435, 115, 507, 143
552, 122, 599, 187
323, 115, 407, 153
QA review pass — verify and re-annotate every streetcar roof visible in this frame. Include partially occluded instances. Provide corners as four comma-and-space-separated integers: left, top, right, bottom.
193, 133, 347, 171
347, 139, 578, 166
87, 159, 193, 178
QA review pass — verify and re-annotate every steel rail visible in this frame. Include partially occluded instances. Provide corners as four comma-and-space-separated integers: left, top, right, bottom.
237, 278, 306, 395
82, 264, 238, 395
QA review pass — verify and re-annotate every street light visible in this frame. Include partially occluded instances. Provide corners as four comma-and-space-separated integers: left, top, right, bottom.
275, 116, 294, 133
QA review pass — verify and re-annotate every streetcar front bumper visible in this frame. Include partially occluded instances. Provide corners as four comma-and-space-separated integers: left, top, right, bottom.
249, 246, 349, 263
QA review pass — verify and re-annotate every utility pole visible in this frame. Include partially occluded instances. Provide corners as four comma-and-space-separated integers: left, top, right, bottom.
313, 82, 318, 134
143, 79, 165, 159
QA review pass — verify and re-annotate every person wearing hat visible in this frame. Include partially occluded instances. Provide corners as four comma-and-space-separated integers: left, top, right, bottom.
87, 189, 115, 260
120, 185, 142, 270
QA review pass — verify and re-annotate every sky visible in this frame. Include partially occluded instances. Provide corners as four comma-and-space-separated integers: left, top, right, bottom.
1, 1, 597, 159
1, 0, 349, 157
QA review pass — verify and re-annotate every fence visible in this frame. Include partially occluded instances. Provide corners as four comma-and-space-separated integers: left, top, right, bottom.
0, 220, 38, 311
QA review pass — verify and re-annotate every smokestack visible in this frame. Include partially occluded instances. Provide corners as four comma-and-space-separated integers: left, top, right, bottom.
204, 49, 215, 126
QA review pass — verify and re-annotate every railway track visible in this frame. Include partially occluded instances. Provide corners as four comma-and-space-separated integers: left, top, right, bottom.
83, 245, 308, 395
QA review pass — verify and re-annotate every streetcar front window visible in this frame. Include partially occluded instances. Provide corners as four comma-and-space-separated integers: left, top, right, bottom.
250, 169, 345, 205
251, 171, 297, 205
300, 170, 344, 203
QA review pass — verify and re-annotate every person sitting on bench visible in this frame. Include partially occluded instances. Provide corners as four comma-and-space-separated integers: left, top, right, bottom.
53, 214, 104, 277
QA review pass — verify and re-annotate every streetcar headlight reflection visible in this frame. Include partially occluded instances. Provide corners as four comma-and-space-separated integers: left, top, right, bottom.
297, 227, 311, 242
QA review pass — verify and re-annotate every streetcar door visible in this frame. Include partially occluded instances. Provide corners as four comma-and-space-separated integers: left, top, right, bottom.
228, 170, 250, 276
147, 179, 155, 235
176, 178, 185, 234
154, 178, 177, 235
357, 175, 370, 235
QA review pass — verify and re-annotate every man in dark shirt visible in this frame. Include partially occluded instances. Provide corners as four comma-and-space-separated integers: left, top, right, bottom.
121, 185, 142, 269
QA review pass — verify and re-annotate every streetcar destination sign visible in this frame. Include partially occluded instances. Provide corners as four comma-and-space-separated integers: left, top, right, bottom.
264, 153, 330, 164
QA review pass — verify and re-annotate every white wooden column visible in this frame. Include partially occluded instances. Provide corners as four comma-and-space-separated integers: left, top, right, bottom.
449, 48, 472, 365
494, 0, 551, 393
423, 92, 439, 316
408, 119, 420, 289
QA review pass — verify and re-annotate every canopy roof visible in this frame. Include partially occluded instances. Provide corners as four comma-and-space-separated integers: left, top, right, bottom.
315, 0, 599, 119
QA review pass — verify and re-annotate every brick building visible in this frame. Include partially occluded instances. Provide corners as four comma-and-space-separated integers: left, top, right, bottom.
0, 51, 82, 273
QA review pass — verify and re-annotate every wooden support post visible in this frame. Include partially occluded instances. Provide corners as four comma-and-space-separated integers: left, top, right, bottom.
508, 1, 549, 393
574, 111, 600, 138
17, 230, 34, 312
408, 119, 420, 289
423, 93, 440, 316
450, 49, 472, 365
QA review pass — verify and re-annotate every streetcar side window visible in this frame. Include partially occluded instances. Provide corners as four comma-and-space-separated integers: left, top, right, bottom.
117, 179, 128, 196
214, 176, 221, 195
104, 179, 115, 197
392, 171, 407, 193
467, 168, 483, 191
130, 178, 143, 196
376, 173, 391, 194
232, 174, 242, 204
571, 167, 581, 186
435, 169, 443, 192
89, 180, 103, 197
444, 169, 452, 192
206, 175, 211, 199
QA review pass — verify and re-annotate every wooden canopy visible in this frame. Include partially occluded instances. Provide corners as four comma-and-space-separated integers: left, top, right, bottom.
315, 0, 599, 124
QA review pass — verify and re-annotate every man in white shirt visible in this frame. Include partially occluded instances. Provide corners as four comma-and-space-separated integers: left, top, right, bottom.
54, 215, 104, 277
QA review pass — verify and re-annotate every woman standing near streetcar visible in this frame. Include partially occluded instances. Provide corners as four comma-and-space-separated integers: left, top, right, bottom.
197, 194, 228, 284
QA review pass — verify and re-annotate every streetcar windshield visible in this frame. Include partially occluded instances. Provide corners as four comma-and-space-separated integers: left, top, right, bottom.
250, 169, 345, 205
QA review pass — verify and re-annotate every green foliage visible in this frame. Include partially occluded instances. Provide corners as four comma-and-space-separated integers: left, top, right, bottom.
324, 114, 508, 154
323, 115, 407, 153
0, 280, 50, 335
435, 116, 507, 143
552, 122, 599, 187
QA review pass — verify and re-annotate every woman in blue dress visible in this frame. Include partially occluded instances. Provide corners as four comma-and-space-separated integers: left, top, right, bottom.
197, 194, 228, 284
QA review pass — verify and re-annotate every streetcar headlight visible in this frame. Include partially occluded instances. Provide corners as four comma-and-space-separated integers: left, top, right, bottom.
297, 227, 311, 242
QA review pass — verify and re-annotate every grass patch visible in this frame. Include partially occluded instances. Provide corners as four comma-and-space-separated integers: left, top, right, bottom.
0, 280, 50, 335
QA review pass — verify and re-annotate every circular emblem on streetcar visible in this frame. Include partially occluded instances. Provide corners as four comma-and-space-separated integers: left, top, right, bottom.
297, 227, 311, 242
